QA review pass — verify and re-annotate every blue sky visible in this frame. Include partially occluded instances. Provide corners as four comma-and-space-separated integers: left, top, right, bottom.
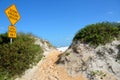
0, 0, 120, 47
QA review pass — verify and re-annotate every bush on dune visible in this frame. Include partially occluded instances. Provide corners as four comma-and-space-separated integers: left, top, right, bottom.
73, 22, 120, 46
0, 32, 43, 79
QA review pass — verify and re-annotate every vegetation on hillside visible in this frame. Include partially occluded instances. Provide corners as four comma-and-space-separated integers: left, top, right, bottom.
73, 22, 120, 46
0, 32, 43, 80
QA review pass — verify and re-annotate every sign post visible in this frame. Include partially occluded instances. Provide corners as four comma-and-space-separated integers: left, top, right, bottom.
10, 38, 12, 44
5, 4, 21, 44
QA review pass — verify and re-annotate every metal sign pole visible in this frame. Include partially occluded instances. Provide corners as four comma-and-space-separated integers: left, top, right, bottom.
10, 38, 12, 44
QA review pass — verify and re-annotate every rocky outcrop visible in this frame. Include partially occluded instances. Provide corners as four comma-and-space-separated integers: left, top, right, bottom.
34, 37, 56, 56
57, 40, 120, 80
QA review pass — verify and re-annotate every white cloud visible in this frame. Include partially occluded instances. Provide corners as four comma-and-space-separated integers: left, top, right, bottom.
117, 21, 120, 23
107, 11, 113, 15
101, 11, 114, 18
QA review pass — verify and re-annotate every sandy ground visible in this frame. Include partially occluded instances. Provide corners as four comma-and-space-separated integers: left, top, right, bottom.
16, 50, 86, 80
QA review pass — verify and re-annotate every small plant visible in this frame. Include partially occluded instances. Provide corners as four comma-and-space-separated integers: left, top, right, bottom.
117, 44, 120, 60
117, 44, 120, 50
90, 70, 106, 79
65, 52, 70, 56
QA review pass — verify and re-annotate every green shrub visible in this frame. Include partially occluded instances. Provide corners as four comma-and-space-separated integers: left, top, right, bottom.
117, 44, 120, 60
73, 22, 120, 46
65, 52, 70, 56
0, 32, 43, 79
0, 32, 9, 44
117, 44, 120, 50
90, 70, 106, 79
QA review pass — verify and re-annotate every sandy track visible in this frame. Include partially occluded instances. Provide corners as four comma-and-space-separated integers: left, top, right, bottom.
16, 50, 86, 80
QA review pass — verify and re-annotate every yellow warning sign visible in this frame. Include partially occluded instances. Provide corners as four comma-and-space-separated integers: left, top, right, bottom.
8, 26, 16, 38
5, 4, 21, 25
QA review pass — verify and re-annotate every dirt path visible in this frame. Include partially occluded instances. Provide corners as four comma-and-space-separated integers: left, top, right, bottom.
16, 50, 86, 80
